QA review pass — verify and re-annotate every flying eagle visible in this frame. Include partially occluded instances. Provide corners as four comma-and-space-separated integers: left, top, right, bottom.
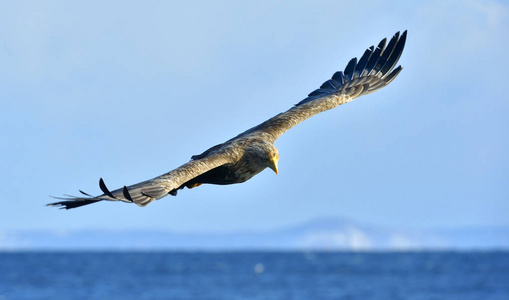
49, 31, 407, 209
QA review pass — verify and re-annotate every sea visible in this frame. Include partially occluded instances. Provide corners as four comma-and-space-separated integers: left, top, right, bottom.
0, 251, 507, 300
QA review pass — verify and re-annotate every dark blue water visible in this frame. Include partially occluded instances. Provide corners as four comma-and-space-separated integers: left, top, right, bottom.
0, 252, 508, 300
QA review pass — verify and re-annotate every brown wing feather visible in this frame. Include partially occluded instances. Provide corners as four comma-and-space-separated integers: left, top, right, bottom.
48, 147, 242, 208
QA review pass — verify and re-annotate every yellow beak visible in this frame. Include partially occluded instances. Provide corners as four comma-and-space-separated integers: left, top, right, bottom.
269, 156, 279, 175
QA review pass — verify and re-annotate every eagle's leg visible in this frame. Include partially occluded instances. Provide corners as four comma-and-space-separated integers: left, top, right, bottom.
169, 182, 203, 196
186, 183, 202, 189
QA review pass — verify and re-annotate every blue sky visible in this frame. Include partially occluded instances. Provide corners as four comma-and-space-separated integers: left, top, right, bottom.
1, 0, 508, 232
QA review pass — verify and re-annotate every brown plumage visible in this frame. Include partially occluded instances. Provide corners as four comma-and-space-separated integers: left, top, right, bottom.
48, 31, 407, 209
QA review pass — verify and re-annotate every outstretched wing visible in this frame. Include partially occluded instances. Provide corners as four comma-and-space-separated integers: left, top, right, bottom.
48, 147, 241, 209
239, 31, 407, 143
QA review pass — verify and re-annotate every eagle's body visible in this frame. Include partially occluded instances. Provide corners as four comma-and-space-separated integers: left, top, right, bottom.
49, 31, 407, 209
178, 139, 279, 191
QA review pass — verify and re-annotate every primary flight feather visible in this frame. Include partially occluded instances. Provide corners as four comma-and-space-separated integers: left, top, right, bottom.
49, 31, 407, 209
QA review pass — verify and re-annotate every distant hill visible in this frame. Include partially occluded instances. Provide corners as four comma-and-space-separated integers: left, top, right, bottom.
2, 217, 508, 251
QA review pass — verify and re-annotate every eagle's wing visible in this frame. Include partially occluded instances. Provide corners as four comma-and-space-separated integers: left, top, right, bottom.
238, 31, 407, 143
48, 147, 242, 209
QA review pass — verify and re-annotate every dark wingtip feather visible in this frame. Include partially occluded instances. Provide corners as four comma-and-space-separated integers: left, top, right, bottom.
365, 38, 386, 75
79, 190, 94, 197
320, 79, 338, 90
99, 178, 116, 199
380, 31, 407, 77
384, 65, 403, 85
47, 199, 101, 209
122, 186, 134, 202
343, 57, 357, 81
354, 46, 374, 78
307, 89, 329, 99
331, 71, 346, 85
373, 32, 399, 74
